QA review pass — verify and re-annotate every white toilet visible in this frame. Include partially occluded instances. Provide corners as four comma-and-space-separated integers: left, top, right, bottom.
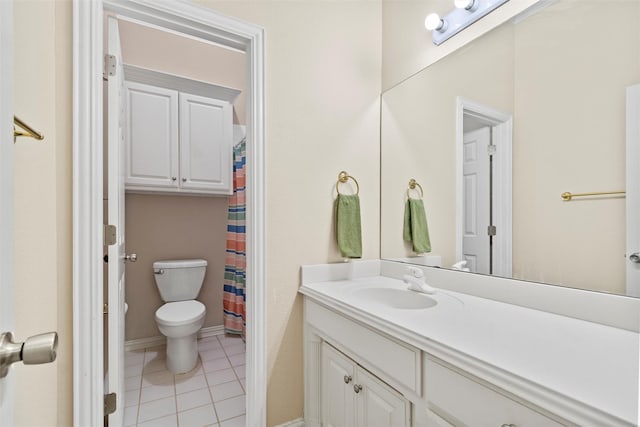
153, 259, 207, 374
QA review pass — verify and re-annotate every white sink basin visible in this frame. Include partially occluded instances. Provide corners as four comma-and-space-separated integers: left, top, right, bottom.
353, 288, 438, 310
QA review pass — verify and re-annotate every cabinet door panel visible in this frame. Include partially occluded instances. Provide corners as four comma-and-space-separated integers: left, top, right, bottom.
356, 366, 410, 427
322, 343, 356, 427
179, 93, 233, 194
125, 82, 179, 189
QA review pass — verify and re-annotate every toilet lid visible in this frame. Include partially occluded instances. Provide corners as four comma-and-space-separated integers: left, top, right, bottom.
156, 300, 206, 326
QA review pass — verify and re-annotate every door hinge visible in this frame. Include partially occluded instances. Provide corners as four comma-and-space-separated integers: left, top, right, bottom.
487, 144, 496, 156
104, 54, 117, 79
488, 225, 497, 236
104, 224, 117, 246
104, 392, 116, 415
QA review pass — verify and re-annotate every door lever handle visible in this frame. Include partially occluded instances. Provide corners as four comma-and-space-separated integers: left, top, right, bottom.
0, 331, 58, 378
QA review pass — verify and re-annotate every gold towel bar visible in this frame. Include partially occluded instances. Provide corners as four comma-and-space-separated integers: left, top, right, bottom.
14, 115, 44, 142
336, 171, 359, 195
407, 179, 424, 199
561, 191, 625, 201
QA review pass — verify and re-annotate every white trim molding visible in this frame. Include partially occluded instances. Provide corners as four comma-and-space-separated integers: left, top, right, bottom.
275, 419, 305, 427
455, 96, 513, 277
72, 1, 266, 425
0, 0, 14, 423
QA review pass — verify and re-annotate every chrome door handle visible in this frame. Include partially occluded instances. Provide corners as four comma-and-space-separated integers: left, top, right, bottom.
630, 253, 640, 263
125, 253, 137, 262
0, 331, 58, 378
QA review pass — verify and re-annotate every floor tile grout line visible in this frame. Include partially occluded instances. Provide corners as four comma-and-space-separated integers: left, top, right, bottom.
128, 336, 245, 427
202, 353, 222, 426
173, 362, 179, 427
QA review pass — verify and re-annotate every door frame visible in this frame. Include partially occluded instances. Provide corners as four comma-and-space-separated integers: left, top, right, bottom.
72, 1, 266, 426
0, 0, 14, 423
626, 84, 640, 297
455, 97, 512, 277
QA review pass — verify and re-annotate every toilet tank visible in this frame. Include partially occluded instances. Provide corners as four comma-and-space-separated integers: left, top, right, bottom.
153, 259, 207, 302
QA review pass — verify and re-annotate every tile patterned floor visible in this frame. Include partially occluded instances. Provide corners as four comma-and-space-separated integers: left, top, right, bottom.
124, 335, 246, 427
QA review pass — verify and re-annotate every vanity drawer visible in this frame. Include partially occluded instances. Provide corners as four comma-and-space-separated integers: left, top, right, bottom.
424, 357, 565, 427
305, 299, 421, 395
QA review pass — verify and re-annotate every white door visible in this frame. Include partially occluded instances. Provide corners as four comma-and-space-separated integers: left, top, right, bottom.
322, 343, 356, 427
107, 16, 126, 426
462, 127, 492, 274
0, 1, 14, 422
626, 84, 640, 297
355, 366, 410, 427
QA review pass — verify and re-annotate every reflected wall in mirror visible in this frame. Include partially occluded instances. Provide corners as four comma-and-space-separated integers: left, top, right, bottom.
381, 0, 640, 296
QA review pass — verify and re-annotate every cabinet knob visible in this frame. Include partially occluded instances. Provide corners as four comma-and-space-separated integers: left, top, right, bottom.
182, 178, 187, 182
343, 375, 352, 384
172, 177, 177, 181
501, 424, 517, 427
353, 384, 362, 394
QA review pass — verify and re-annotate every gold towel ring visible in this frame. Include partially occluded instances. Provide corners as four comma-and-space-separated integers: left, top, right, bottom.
336, 171, 360, 195
407, 179, 424, 199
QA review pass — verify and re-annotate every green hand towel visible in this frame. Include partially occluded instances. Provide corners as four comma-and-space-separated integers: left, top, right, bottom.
403, 198, 431, 253
335, 194, 362, 258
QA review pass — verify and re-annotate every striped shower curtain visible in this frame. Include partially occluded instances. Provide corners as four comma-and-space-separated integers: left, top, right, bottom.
223, 139, 247, 339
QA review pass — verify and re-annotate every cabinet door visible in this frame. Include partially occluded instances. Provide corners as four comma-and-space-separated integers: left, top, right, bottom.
124, 81, 179, 190
322, 343, 356, 427
179, 92, 233, 194
355, 365, 410, 427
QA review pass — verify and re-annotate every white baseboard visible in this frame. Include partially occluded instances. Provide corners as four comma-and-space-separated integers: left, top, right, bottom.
124, 325, 225, 351
274, 419, 304, 427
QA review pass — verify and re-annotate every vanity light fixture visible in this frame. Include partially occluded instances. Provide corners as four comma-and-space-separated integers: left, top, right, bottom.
426, 0, 510, 46
424, 13, 447, 32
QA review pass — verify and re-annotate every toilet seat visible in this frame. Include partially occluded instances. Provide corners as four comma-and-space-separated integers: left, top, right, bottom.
156, 300, 206, 327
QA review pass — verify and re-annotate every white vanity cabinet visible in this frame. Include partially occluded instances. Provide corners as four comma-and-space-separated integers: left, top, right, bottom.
423, 356, 565, 427
303, 297, 576, 427
322, 342, 410, 427
123, 66, 239, 196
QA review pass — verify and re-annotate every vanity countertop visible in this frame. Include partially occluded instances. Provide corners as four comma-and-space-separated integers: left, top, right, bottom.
299, 275, 639, 426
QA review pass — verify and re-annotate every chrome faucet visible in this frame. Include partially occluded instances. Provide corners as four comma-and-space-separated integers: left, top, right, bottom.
403, 266, 436, 294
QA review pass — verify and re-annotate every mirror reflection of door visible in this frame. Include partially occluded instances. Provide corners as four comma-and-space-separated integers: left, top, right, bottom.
456, 99, 512, 277
462, 125, 492, 274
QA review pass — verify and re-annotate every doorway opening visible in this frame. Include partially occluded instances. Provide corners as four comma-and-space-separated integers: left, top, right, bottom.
455, 97, 512, 277
73, 2, 265, 426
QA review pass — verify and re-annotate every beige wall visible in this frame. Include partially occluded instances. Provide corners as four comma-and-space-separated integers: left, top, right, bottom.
13, 0, 72, 426
14, 1, 381, 426
510, 0, 638, 292
381, 0, 640, 294
193, 2, 382, 425
117, 20, 247, 341
124, 194, 229, 340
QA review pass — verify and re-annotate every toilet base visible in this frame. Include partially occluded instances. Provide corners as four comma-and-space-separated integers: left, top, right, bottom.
165, 334, 198, 374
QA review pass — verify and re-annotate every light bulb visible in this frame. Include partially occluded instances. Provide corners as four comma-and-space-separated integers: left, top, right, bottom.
424, 13, 447, 32
454, 0, 478, 11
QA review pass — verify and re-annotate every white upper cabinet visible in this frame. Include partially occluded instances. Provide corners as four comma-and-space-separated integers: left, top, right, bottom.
125, 81, 179, 190
123, 66, 240, 196
179, 93, 233, 193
